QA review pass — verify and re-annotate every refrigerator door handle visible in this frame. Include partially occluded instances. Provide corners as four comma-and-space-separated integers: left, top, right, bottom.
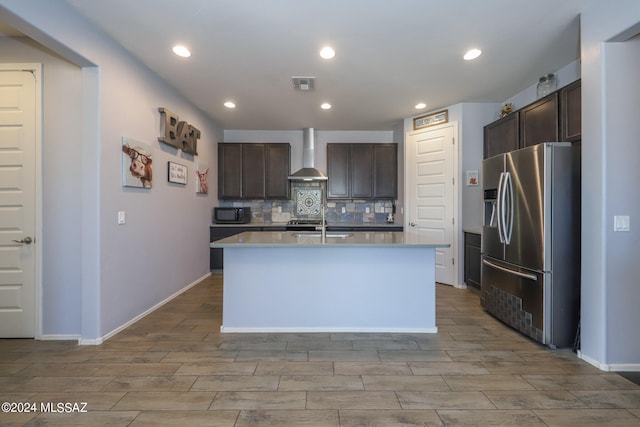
504, 172, 514, 245
482, 259, 538, 281
496, 172, 505, 243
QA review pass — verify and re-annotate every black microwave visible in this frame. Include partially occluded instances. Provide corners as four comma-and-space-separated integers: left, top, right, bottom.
214, 207, 251, 224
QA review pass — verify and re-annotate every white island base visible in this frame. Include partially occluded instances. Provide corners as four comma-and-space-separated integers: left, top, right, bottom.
220, 244, 438, 334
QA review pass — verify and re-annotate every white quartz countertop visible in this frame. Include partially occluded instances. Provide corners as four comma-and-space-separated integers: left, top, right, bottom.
210, 231, 449, 248
463, 228, 482, 235
210, 222, 402, 228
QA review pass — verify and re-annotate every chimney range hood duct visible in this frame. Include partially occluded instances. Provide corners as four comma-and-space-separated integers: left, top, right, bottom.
288, 128, 328, 180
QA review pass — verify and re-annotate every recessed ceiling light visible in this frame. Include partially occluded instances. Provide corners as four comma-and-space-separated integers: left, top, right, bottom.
172, 45, 191, 58
415, 103, 427, 109
319, 46, 335, 59
224, 101, 236, 109
321, 103, 332, 110
463, 48, 482, 61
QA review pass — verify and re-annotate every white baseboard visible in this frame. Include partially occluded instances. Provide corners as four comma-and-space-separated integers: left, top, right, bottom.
39, 334, 81, 341
578, 351, 610, 371
220, 326, 439, 334
577, 351, 640, 372
607, 363, 640, 372
79, 272, 212, 345
78, 337, 103, 345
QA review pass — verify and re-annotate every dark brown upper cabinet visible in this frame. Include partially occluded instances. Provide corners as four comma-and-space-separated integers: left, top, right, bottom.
218, 143, 243, 199
520, 92, 559, 149
218, 143, 290, 200
327, 143, 397, 200
373, 144, 398, 199
241, 143, 266, 199
327, 143, 351, 199
560, 79, 581, 142
484, 112, 519, 159
483, 79, 581, 159
265, 143, 291, 199
350, 144, 374, 198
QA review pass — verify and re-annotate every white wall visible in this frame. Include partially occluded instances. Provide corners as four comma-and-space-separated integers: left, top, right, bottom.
580, 0, 640, 370
1, 0, 222, 342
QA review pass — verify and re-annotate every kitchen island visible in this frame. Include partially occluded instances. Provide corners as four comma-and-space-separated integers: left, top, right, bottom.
210, 231, 449, 333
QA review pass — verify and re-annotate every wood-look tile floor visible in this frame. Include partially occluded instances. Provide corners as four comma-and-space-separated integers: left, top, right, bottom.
1, 275, 639, 426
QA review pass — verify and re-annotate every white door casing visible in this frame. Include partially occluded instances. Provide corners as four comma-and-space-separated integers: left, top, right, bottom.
0, 66, 40, 338
406, 124, 457, 285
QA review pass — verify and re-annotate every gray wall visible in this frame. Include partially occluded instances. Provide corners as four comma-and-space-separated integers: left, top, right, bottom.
581, 0, 640, 370
1, 0, 222, 342
0, 36, 83, 335
604, 36, 640, 365
458, 103, 498, 232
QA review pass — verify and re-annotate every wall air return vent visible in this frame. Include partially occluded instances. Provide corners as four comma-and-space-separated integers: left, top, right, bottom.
291, 76, 315, 91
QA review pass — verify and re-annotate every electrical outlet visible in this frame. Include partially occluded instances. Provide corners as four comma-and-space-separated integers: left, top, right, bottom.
365, 207, 370, 214
341, 207, 346, 213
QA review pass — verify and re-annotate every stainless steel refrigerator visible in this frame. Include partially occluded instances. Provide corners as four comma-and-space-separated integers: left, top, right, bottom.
481, 142, 580, 348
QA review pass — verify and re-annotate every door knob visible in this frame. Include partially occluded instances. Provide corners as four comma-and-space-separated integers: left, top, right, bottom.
410, 222, 416, 227
12, 236, 33, 244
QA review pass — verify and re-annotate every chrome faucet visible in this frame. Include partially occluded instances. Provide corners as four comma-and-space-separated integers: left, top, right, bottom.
317, 204, 327, 241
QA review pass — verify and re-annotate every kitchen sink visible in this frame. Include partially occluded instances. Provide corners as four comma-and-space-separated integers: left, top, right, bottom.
291, 232, 352, 238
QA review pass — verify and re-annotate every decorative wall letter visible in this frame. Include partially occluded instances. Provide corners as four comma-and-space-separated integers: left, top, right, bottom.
158, 107, 200, 155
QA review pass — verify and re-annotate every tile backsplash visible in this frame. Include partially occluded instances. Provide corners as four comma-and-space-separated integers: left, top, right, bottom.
218, 182, 396, 224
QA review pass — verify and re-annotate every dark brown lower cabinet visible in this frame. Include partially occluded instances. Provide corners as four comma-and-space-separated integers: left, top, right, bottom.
210, 226, 289, 270
464, 232, 481, 291
211, 227, 254, 271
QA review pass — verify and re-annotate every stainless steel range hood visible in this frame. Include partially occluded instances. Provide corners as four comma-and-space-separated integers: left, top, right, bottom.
288, 128, 328, 181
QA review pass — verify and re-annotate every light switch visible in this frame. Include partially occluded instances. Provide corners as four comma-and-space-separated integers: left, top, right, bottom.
365, 207, 370, 214
614, 215, 630, 232
118, 211, 126, 225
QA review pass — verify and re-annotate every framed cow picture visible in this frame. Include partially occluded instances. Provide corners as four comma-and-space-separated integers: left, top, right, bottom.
122, 137, 153, 188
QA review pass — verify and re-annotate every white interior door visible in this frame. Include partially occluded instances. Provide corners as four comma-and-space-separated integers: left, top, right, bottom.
0, 68, 37, 337
406, 124, 456, 285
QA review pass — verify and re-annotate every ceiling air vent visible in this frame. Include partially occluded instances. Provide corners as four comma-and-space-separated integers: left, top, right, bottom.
291, 76, 315, 91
